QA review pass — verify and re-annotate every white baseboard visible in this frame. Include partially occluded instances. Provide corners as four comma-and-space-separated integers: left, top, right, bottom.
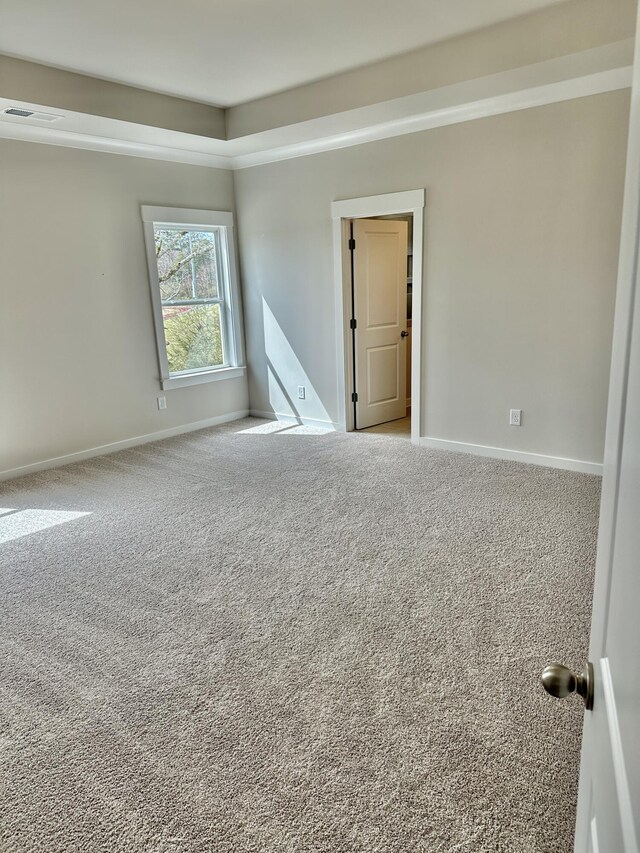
0, 410, 250, 482
419, 436, 603, 475
249, 409, 337, 431
2, 414, 602, 481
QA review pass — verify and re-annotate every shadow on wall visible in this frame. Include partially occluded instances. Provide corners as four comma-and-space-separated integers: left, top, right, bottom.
262, 298, 332, 426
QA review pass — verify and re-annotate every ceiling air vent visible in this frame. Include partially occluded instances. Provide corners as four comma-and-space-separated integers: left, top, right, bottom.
3, 108, 63, 122
4, 108, 34, 117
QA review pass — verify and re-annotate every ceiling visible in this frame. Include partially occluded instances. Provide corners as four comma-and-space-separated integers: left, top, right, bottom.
0, 0, 568, 107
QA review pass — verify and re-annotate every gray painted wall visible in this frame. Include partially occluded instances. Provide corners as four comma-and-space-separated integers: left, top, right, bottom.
233, 91, 629, 465
0, 140, 247, 474
0, 89, 629, 474
0, 56, 227, 139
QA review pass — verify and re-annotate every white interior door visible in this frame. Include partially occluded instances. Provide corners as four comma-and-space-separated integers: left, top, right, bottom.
352, 218, 408, 429
547, 11, 640, 851
572, 208, 640, 852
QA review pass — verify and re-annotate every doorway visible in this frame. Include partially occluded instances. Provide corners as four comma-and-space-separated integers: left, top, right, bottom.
331, 190, 425, 444
349, 215, 412, 435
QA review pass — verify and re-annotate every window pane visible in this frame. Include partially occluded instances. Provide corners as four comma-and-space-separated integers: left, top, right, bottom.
163, 304, 224, 373
154, 227, 219, 301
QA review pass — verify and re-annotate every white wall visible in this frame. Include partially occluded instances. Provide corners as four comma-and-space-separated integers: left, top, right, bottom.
233, 91, 629, 465
0, 140, 248, 476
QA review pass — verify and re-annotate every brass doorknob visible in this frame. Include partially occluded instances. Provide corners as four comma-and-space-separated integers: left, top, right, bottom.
541, 662, 594, 710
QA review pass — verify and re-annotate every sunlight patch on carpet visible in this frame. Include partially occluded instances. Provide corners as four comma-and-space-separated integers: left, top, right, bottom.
0, 509, 91, 544
236, 421, 332, 436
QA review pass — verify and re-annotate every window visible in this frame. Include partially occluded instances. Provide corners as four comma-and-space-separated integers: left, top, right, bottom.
141, 206, 245, 390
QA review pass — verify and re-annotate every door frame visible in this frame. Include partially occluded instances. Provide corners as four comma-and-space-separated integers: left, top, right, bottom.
331, 189, 425, 443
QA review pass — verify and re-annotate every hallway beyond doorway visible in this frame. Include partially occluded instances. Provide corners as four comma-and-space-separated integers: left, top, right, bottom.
360, 413, 411, 440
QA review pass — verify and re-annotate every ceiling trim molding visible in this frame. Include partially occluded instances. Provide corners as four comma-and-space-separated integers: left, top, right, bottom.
226, 39, 633, 149
232, 66, 632, 169
0, 43, 632, 172
0, 120, 233, 169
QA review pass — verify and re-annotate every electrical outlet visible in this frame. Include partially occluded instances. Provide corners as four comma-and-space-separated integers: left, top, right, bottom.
509, 408, 522, 426
297, 385, 306, 400
158, 396, 167, 411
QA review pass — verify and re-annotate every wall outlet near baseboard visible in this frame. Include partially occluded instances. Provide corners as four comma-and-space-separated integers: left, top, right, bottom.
509, 408, 522, 426
297, 385, 306, 400
158, 396, 167, 411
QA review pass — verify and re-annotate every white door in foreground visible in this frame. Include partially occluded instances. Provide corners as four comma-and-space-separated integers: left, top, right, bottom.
352, 218, 408, 429
571, 261, 640, 853
543, 12, 640, 852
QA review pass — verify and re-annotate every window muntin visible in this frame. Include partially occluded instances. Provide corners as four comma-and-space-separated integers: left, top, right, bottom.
142, 207, 244, 390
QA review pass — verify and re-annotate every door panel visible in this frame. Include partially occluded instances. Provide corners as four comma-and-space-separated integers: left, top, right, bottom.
365, 234, 402, 328
584, 686, 627, 853
353, 218, 408, 429
605, 391, 640, 793
367, 344, 401, 405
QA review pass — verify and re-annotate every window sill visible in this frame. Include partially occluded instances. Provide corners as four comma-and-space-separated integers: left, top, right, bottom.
161, 366, 246, 390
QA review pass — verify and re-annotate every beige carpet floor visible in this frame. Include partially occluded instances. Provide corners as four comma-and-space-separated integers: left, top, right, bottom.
0, 418, 599, 852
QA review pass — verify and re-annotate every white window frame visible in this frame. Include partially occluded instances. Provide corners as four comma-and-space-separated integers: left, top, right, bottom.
141, 205, 245, 390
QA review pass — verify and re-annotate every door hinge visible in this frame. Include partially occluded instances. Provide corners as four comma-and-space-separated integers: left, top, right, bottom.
350, 318, 357, 330
348, 238, 356, 251
351, 392, 358, 403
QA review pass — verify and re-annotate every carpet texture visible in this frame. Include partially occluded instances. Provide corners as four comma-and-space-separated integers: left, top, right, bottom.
0, 418, 599, 852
